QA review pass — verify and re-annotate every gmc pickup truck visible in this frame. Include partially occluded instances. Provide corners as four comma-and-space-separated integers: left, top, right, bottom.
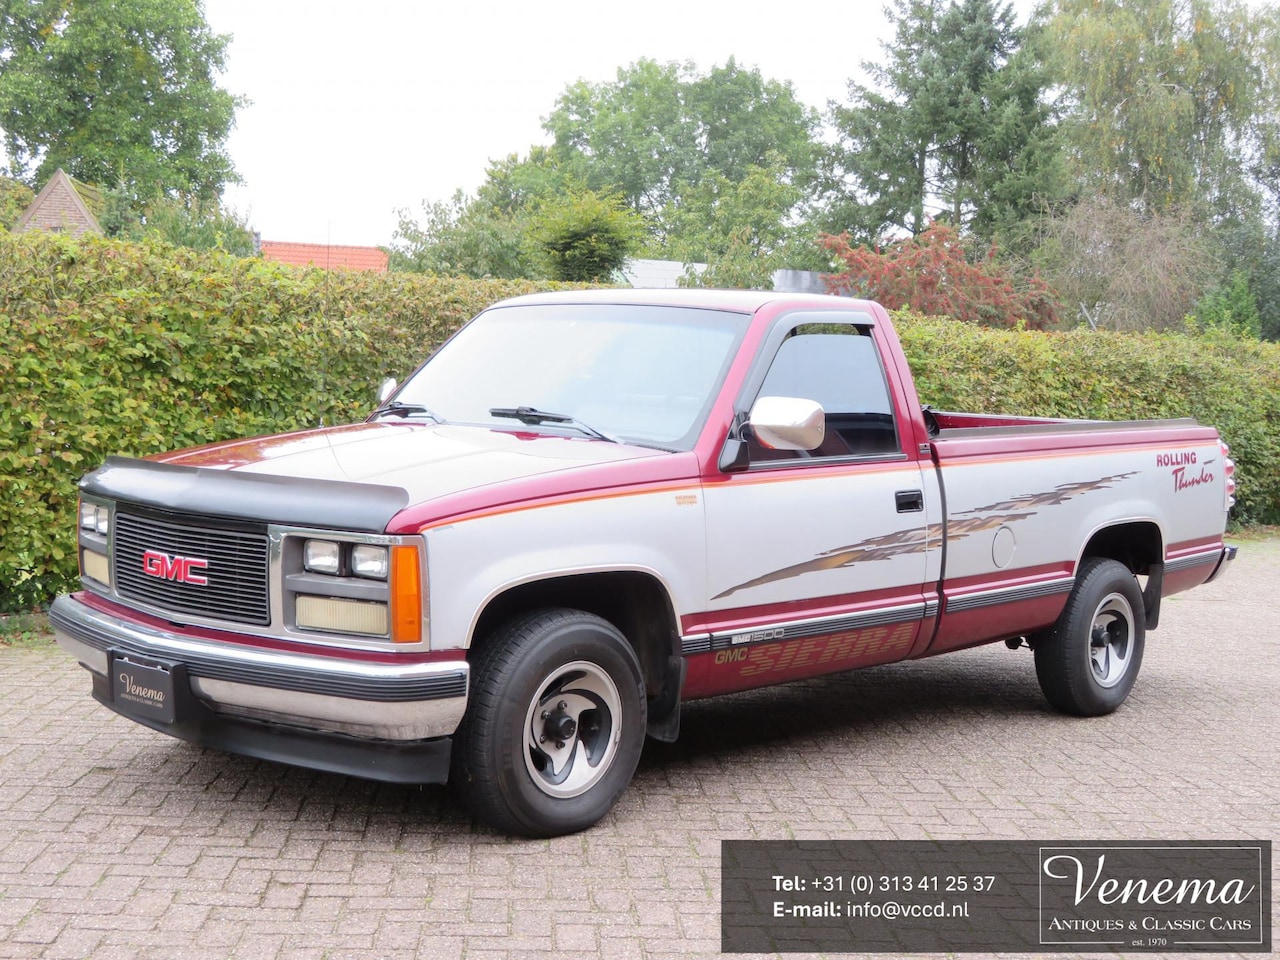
52, 289, 1237, 837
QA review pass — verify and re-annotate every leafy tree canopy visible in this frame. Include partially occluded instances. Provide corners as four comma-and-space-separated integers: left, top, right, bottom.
824, 0, 1061, 247
823, 223, 1059, 328
0, 0, 243, 205
393, 60, 827, 279
529, 189, 645, 282
388, 188, 536, 279
665, 154, 826, 289
544, 57, 820, 222
100, 192, 256, 256
0, 173, 32, 228
1192, 269, 1263, 339
1046, 0, 1280, 217
1033, 0, 1280, 335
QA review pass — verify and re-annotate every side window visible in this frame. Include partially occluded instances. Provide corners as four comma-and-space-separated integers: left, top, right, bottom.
748, 324, 900, 463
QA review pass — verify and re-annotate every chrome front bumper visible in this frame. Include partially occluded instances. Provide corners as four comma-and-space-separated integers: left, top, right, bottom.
50, 593, 468, 784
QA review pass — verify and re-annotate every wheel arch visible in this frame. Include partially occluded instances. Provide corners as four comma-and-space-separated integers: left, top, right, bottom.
1078, 519, 1165, 627
469, 569, 685, 737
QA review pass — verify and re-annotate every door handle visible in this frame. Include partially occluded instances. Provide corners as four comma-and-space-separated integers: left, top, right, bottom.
895, 489, 924, 513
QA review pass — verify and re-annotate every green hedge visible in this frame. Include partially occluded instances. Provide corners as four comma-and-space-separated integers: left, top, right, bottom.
0, 231, 575, 610
1, 231, 1275, 611
893, 310, 1280, 527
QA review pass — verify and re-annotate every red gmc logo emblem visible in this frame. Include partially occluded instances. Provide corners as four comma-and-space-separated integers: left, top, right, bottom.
142, 549, 209, 585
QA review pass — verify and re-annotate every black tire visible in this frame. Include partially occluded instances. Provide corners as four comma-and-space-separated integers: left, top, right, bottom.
451, 608, 646, 837
1034, 557, 1146, 717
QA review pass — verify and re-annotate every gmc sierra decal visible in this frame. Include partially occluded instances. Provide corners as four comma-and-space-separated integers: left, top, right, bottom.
731, 621, 918, 678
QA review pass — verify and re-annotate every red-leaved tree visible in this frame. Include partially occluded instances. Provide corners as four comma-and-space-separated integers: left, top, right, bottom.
821, 224, 1059, 329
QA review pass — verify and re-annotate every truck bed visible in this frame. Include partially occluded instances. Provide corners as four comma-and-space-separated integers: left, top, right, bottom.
931, 409, 1200, 437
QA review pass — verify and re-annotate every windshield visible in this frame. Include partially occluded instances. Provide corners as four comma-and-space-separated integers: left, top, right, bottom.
392, 302, 750, 450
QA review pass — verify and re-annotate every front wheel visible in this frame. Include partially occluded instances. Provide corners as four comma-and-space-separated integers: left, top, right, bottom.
1034, 557, 1146, 716
451, 608, 646, 837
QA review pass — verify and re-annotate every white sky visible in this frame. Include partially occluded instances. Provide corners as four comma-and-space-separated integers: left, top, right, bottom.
202, 0, 1034, 248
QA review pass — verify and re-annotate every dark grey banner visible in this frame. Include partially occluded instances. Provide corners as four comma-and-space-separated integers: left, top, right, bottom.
721, 840, 1270, 953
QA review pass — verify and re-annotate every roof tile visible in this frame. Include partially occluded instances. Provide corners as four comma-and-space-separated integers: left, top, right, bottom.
261, 241, 388, 273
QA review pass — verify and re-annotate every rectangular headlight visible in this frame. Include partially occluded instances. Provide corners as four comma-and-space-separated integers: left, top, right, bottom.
303, 539, 341, 575
351, 544, 389, 579
80, 502, 109, 536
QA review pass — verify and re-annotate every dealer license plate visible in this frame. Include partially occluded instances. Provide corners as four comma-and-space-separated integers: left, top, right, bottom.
110, 653, 178, 724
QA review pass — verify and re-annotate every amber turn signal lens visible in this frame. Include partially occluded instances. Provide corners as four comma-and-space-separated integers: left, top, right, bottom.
390, 545, 422, 644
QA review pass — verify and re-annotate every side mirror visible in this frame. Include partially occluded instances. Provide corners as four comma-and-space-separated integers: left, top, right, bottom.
376, 377, 398, 406
747, 396, 825, 451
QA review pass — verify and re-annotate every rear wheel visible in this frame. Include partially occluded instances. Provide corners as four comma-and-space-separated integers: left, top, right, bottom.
1034, 558, 1146, 716
452, 608, 646, 837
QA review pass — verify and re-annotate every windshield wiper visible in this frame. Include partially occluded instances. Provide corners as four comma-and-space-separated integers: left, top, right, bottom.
370, 401, 445, 423
488, 406, 619, 443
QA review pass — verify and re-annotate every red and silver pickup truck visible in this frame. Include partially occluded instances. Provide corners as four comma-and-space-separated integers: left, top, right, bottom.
53, 289, 1236, 836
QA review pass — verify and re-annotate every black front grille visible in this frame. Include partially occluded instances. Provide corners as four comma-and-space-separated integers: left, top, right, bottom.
113, 510, 270, 625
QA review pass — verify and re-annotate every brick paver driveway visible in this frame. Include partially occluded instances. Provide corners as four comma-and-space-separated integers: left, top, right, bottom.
2, 541, 1275, 960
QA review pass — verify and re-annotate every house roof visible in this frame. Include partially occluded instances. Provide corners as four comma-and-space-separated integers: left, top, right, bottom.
15, 169, 103, 236
261, 241, 389, 273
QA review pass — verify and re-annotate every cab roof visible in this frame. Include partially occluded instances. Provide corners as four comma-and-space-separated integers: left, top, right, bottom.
492, 287, 873, 315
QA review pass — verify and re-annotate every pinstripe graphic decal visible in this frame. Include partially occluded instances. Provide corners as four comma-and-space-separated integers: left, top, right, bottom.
681, 599, 936, 655
944, 577, 1075, 613
414, 479, 702, 531
711, 525, 938, 600
712, 471, 1141, 600
1164, 550, 1224, 573
954, 471, 1140, 516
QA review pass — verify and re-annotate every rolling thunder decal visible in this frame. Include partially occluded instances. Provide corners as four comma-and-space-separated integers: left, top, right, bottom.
1158, 450, 1217, 494
713, 471, 1140, 600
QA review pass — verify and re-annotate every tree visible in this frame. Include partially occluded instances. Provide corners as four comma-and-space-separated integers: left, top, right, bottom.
824, 0, 1061, 246
664, 155, 822, 289
543, 58, 820, 228
1256, 223, 1280, 340
473, 146, 571, 217
90, 183, 255, 255
1046, 0, 1279, 216
1192, 270, 1262, 338
387, 147, 577, 278
388, 190, 535, 279
686, 58, 818, 190
1201, 212, 1280, 340
1032, 0, 1280, 333
395, 60, 824, 278
822, 223, 1059, 328
0, 174, 32, 229
545, 59, 701, 215
141, 200, 256, 256
529, 190, 645, 282
0, 0, 243, 204
1029, 194, 1213, 331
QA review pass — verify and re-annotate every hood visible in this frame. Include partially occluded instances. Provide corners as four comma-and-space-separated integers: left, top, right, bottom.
154, 422, 687, 527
